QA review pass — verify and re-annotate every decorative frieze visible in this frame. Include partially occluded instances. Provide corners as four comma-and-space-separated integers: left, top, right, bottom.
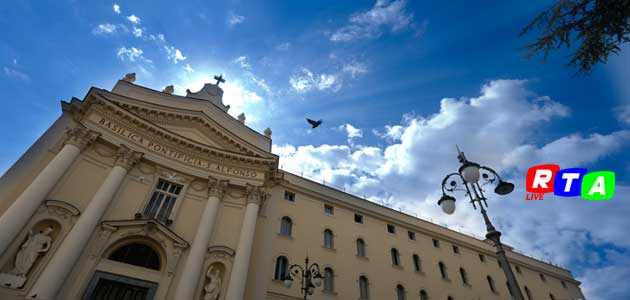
64, 127, 99, 151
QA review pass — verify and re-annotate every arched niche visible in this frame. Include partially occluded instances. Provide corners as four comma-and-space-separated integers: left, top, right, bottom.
198, 246, 235, 300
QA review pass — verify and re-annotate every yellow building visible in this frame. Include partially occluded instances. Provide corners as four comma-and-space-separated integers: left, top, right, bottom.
0, 74, 584, 300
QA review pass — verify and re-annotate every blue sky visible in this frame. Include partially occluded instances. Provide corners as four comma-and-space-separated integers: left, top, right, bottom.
1, 0, 629, 299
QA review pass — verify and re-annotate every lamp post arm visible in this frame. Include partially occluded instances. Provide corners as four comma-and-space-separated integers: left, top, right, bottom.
441, 173, 464, 195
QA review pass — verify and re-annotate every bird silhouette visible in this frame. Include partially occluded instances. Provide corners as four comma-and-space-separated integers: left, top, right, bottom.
306, 118, 323, 129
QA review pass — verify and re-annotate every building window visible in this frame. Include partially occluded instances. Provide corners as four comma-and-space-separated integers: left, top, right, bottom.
412, 254, 422, 272
354, 213, 364, 224
524, 286, 533, 300
324, 204, 334, 215
479, 253, 485, 262
487, 276, 496, 292
391, 248, 400, 266
323, 268, 334, 292
515, 265, 522, 274
561, 280, 567, 289
108, 243, 161, 270
359, 276, 369, 299
143, 179, 182, 223
274, 256, 288, 280
452, 245, 459, 254
438, 261, 448, 279
356, 239, 366, 257
387, 224, 396, 234
549, 293, 556, 300
280, 217, 293, 236
419, 290, 428, 300
432, 239, 440, 248
284, 191, 295, 202
396, 285, 406, 300
539, 273, 546, 282
324, 229, 334, 249
459, 268, 469, 285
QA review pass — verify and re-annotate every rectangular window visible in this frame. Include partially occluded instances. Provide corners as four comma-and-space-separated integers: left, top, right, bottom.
432, 239, 440, 248
387, 224, 396, 234
143, 179, 182, 223
324, 204, 334, 215
452, 245, 459, 254
408, 231, 416, 240
354, 214, 364, 224
540, 273, 546, 282
515, 265, 522, 274
284, 191, 295, 202
479, 254, 486, 262
561, 281, 567, 289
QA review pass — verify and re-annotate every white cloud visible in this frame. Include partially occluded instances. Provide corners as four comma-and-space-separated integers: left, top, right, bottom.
339, 124, 363, 143
289, 68, 342, 93
116, 47, 151, 63
3, 67, 29, 81
251, 76, 271, 94
342, 61, 368, 78
127, 14, 140, 24
183, 64, 194, 73
233, 56, 251, 69
92, 23, 118, 35
113, 4, 120, 14
330, 0, 414, 42
164, 46, 186, 64
132, 27, 143, 38
615, 104, 630, 125
274, 79, 630, 300
276, 42, 290, 51
227, 12, 245, 27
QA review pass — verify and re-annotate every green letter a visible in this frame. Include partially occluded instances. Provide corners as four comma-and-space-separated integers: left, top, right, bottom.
581, 171, 615, 200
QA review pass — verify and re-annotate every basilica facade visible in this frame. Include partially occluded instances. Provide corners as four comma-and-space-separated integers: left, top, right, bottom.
0, 75, 585, 300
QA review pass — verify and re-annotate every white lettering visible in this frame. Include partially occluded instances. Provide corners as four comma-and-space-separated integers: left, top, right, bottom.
533, 169, 553, 189
587, 176, 606, 195
561, 173, 580, 192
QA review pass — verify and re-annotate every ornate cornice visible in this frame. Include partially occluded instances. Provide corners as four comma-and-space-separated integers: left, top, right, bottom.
114, 144, 144, 170
245, 184, 269, 206
64, 127, 100, 151
208, 176, 229, 199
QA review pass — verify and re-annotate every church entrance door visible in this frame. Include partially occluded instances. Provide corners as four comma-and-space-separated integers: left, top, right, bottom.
82, 271, 158, 300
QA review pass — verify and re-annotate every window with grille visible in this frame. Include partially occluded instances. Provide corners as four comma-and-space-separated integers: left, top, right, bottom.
142, 179, 182, 223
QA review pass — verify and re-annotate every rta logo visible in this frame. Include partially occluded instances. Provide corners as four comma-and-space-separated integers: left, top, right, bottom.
525, 164, 615, 201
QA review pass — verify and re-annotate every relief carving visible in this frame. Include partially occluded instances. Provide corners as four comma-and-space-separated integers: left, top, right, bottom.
203, 265, 223, 300
64, 127, 100, 151
0, 226, 54, 288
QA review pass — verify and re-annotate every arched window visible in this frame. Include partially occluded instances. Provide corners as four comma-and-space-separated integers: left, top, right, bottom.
438, 261, 448, 279
412, 254, 422, 272
359, 276, 369, 299
391, 248, 400, 266
487, 276, 496, 292
274, 256, 288, 280
323, 267, 334, 292
419, 289, 428, 300
356, 238, 366, 257
324, 229, 334, 249
549, 294, 556, 300
459, 268, 469, 285
280, 217, 292, 236
396, 284, 406, 300
524, 286, 533, 300
108, 243, 160, 270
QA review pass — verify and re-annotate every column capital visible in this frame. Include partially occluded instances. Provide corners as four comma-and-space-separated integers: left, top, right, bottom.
64, 127, 100, 151
114, 144, 143, 170
245, 184, 269, 206
208, 176, 229, 199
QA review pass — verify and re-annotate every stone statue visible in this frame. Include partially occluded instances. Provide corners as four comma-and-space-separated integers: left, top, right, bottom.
203, 266, 222, 300
237, 113, 246, 123
10, 227, 53, 276
162, 85, 174, 94
122, 72, 136, 83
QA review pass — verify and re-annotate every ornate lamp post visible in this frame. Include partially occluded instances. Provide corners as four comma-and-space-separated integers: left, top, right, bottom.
282, 257, 324, 300
438, 147, 525, 300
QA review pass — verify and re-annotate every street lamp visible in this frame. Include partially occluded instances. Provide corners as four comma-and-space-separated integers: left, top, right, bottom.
282, 256, 324, 299
438, 147, 524, 300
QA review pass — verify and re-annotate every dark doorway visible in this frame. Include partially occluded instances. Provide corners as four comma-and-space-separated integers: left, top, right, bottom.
82, 272, 157, 300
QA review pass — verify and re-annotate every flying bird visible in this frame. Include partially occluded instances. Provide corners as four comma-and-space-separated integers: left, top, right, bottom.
306, 118, 323, 129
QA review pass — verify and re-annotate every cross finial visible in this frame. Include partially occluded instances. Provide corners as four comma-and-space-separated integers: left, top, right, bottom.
214, 74, 225, 86
456, 144, 467, 163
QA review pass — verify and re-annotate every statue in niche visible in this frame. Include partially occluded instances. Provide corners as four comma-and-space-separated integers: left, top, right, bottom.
203, 265, 222, 300
10, 226, 54, 276
0, 226, 54, 288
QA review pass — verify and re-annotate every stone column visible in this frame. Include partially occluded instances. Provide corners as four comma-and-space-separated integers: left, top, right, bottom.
26, 145, 142, 300
224, 185, 268, 300
0, 127, 98, 256
172, 177, 228, 300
